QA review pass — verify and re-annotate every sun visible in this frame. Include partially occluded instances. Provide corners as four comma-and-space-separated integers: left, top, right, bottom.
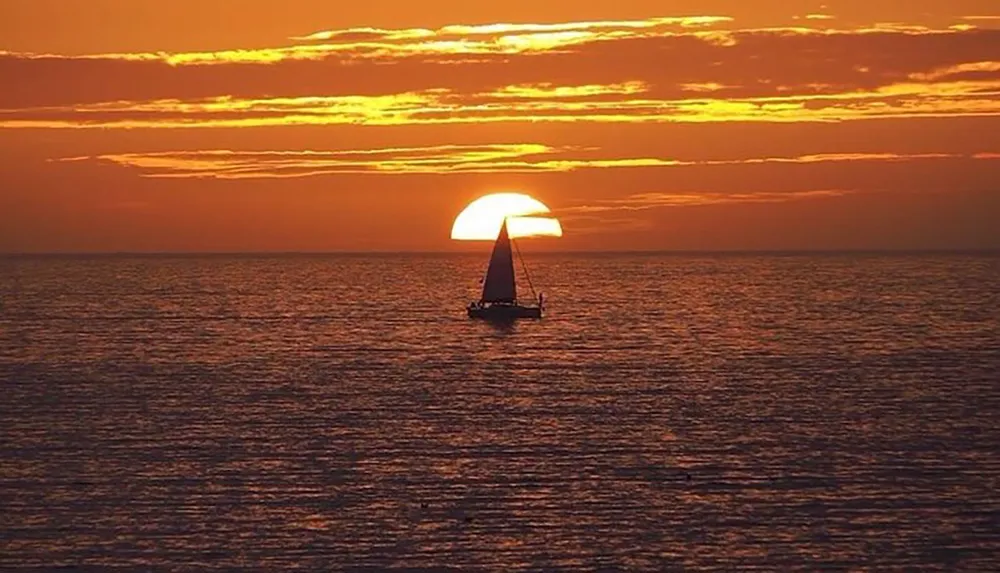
451, 193, 563, 240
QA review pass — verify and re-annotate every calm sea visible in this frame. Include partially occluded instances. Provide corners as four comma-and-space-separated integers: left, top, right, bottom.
1, 253, 998, 570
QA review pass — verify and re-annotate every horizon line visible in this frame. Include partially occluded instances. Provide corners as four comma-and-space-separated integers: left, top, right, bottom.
2, 248, 999, 257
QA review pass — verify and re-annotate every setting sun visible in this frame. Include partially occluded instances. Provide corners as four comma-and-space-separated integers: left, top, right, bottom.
451, 193, 563, 241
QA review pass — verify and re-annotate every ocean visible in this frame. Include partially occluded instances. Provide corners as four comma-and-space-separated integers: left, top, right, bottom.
1, 252, 998, 570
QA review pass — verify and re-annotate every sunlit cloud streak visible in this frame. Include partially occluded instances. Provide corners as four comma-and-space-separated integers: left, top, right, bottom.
0, 26, 997, 95
1, 19, 999, 129
0, 16, 737, 68
58, 145, 995, 179
562, 189, 852, 213
557, 189, 856, 235
291, 16, 734, 43
4, 70, 1000, 129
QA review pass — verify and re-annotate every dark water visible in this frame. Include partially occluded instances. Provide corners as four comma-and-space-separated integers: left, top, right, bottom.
1, 253, 998, 570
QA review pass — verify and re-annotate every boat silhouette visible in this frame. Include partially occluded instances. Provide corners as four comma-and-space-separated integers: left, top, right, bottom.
467, 217, 543, 320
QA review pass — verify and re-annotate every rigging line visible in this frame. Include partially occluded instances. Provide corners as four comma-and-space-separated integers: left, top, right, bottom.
512, 236, 538, 301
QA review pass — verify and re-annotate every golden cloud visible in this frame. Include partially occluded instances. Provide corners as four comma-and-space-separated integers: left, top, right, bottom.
561, 189, 852, 213
57, 146, 995, 179
0, 20, 998, 129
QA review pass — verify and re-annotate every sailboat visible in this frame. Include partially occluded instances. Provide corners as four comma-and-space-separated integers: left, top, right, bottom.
467, 218, 543, 320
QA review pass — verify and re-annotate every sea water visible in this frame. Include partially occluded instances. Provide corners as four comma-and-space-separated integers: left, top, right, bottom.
1, 253, 998, 569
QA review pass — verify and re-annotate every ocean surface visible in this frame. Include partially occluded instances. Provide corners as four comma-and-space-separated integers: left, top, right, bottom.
1, 252, 998, 570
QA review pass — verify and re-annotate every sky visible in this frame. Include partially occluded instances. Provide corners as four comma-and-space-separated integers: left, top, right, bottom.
1, 0, 999, 252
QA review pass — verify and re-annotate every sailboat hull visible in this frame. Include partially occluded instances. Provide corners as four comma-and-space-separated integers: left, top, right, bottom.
468, 304, 542, 320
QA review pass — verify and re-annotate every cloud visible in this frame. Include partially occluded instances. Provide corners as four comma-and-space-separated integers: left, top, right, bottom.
556, 189, 856, 236
290, 27, 436, 43
561, 189, 852, 214
4, 73, 1000, 129
556, 189, 858, 236
61, 144, 559, 178
291, 16, 734, 44
559, 214, 654, 235
1, 20, 999, 129
56, 145, 993, 179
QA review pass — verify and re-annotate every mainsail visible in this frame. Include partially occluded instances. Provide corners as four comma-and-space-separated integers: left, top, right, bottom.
481, 218, 517, 303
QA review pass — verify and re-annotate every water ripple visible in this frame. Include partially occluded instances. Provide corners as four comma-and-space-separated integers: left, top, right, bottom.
1, 253, 998, 570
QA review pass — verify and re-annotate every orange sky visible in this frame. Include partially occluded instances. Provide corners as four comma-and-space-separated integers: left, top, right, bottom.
1, 0, 999, 252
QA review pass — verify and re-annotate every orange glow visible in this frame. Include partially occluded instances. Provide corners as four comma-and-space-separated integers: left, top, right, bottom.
1, 3, 999, 252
